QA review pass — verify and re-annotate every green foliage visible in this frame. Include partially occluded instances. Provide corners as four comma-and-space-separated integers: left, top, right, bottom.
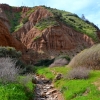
26, 8, 34, 16
35, 17, 59, 30
0, 46, 26, 68
14, 23, 23, 32
43, 6, 99, 42
22, 17, 28, 24
0, 46, 22, 58
0, 83, 29, 100
5, 11, 23, 33
33, 66, 100, 100
33, 36, 41, 41
10, 12, 21, 33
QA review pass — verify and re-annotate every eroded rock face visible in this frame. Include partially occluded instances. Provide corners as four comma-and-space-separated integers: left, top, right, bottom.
0, 5, 95, 63
0, 8, 10, 30
0, 20, 25, 52
14, 23, 94, 63
12, 7, 94, 63
22, 24, 94, 59
97, 30, 100, 40
13, 6, 53, 42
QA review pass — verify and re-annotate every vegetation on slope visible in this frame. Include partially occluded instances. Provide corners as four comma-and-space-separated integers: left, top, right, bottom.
5, 10, 22, 33
4, 5, 99, 42
4, 6, 34, 33
41, 6, 99, 42
69, 44, 100, 69
35, 17, 59, 30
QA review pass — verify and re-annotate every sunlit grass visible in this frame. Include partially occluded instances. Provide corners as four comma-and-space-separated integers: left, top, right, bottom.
34, 66, 100, 100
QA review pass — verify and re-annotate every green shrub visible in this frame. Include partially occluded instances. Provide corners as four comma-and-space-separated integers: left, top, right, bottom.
26, 9, 34, 16
14, 23, 23, 32
0, 46, 26, 69
22, 17, 28, 24
35, 17, 59, 30
43, 6, 99, 42
0, 46, 22, 58
33, 36, 41, 41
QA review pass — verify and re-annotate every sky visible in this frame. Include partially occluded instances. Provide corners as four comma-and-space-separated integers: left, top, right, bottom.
0, 0, 100, 28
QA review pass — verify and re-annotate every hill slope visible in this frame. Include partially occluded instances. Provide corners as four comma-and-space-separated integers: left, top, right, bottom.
0, 19, 25, 52
0, 4, 99, 63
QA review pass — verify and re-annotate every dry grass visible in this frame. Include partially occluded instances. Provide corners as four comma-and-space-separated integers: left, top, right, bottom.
49, 58, 68, 67
0, 57, 20, 84
68, 44, 100, 69
67, 67, 90, 79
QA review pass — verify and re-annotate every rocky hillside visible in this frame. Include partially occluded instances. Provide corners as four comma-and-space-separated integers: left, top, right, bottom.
0, 19, 25, 52
0, 4, 99, 63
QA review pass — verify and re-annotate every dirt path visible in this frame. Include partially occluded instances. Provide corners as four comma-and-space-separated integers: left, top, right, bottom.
33, 75, 64, 100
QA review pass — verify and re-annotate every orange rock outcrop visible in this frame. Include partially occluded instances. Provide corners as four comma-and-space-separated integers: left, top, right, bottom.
0, 20, 25, 52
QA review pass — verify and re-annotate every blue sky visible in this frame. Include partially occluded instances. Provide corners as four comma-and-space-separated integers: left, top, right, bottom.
0, 0, 100, 28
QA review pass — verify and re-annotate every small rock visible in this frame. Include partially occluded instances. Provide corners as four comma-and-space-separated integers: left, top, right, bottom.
46, 89, 57, 95
55, 73, 63, 81
40, 92, 46, 98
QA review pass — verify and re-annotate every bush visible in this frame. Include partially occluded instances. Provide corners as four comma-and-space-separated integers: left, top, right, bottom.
34, 59, 54, 66
0, 46, 25, 68
67, 67, 90, 79
0, 57, 20, 84
35, 17, 59, 30
49, 58, 68, 67
49, 55, 70, 67
22, 17, 28, 24
0, 46, 22, 58
68, 44, 100, 70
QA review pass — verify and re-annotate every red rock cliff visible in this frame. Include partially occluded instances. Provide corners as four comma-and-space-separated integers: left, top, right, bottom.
0, 20, 25, 52
12, 7, 94, 63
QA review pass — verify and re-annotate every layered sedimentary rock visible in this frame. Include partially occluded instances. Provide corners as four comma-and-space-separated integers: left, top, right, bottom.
0, 5, 96, 63
0, 7, 10, 30
13, 6, 53, 42
26, 25, 94, 52
0, 20, 25, 52
12, 6, 94, 63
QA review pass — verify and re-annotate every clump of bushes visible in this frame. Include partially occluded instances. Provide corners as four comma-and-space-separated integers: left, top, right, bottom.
35, 17, 59, 30
0, 46, 25, 68
43, 6, 98, 42
0, 57, 20, 84
67, 67, 90, 79
49, 55, 70, 67
0, 46, 21, 58
22, 17, 28, 24
68, 44, 100, 70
